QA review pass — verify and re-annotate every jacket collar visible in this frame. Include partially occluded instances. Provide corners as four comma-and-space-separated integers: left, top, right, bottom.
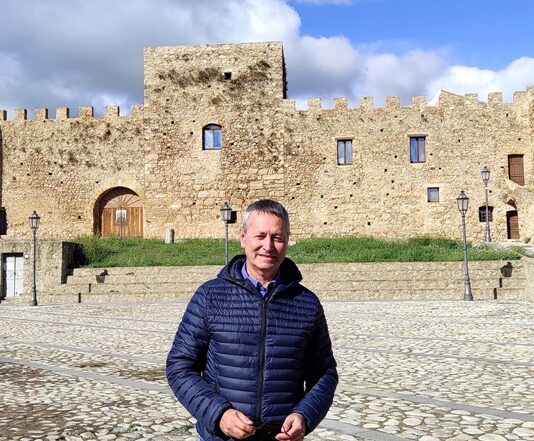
218, 255, 303, 291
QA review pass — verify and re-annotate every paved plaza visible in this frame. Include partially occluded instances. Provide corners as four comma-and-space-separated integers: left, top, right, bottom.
0, 299, 533, 441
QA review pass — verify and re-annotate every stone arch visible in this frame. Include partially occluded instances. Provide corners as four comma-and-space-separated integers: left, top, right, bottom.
94, 187, 144, 237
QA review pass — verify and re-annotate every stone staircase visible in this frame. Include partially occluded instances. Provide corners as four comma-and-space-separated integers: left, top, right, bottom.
5, 259, 525, 304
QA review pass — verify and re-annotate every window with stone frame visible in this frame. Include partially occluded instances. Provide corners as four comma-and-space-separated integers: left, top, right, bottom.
203, 124, 223, 150
478, 206, 494, 222
410, 136, 426, 163
427, 187, 439, 202
337, 139, 353, 165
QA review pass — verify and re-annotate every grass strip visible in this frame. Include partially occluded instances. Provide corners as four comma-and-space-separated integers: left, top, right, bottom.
73, 235, 523, 268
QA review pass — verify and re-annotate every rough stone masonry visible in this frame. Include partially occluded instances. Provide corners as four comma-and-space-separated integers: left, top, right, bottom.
0, 41, 533, 242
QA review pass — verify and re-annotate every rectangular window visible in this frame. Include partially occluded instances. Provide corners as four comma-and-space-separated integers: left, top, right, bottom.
337, 139, 352, 165
508, 155, 524, 185
427, 187, 439, 202
410, 137, 426, 163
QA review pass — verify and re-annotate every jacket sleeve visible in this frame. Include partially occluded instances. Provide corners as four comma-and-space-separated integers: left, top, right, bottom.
166, 287, 232, 436
292, 304, 338, 433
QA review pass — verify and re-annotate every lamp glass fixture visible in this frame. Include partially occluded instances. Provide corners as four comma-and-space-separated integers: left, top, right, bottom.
28, 211, 40, 230
481, 166, 490, 185
456, 191, 469, 214
220, 203, 232, 222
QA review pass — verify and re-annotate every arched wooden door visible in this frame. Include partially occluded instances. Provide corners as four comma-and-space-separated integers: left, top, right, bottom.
98, 188, 143, 238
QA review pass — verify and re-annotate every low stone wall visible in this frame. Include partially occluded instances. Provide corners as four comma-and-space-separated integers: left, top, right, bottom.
1, 240, 530, 304
0, 240, 80, 302
521, 256, 534, 302
24, 257, 529, 304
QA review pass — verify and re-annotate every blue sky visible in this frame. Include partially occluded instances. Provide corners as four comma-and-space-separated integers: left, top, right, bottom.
291, 0, 534, 69
0, 0, 533, 118
292, 0, 534, 69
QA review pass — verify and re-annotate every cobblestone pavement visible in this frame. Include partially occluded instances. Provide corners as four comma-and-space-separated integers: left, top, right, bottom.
1, 300, 533, 441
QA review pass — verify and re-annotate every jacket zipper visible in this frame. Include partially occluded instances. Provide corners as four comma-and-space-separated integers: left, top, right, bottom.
256, 298, 267, 421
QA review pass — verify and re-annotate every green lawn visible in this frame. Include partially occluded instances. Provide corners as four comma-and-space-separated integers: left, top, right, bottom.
73, 235, 523, 268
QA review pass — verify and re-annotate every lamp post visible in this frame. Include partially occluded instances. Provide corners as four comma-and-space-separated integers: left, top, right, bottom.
456, 191, 473, 301
481, 166, 491, 243
28, 211, 40, 306
220, 202, 232, 266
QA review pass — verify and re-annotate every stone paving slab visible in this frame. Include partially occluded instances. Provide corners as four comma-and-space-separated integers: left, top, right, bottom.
0, 300, 533, 440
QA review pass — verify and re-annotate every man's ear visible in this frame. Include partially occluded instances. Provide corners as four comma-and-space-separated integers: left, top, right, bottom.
239, 228, 246, 247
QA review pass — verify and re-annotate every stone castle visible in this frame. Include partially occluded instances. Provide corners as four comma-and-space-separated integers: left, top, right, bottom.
1, 41, 533, 243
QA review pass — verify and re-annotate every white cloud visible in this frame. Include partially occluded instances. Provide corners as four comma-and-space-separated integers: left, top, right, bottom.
358, 50, 448, 105
426, 57, 534, 102
0, 0, 533, 118
0, 0, 303, 116
285, 35, 363, 100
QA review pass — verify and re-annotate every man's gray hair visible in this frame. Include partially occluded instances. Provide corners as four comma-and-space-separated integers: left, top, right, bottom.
242, 199, 290, 233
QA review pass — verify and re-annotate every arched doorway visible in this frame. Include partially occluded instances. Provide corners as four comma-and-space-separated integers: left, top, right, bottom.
96, 187, 143, 237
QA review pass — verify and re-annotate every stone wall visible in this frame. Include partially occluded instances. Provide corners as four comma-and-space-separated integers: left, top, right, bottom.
521, 256, 534, 302
6, 258, 529, 304
0, 240, 80, 302
0, 41, 533, 242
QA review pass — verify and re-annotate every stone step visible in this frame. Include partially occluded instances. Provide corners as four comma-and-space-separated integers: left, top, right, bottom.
305, 277, 525, 291
66, 265, 524, 285
32, 287, 503, 303
11, 291, 194, 304
301, 268, 524, 281
69, 261, 522, 275
4, 260, 524, 304
56, 281, 202, 295
65, 271, 524, 285
493, 287, 528, 300
69, 266, 219, 277
59, 274, 526, 295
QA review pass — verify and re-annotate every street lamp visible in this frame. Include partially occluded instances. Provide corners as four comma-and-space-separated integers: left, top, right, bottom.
28, 211, 40, 306
481, 166, 491, 243
220, 202, 232, 266
456, 191, 473, 301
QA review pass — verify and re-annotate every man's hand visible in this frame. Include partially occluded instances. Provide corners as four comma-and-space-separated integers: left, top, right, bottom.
219, 409, 256, 439
275, 412, 306, 441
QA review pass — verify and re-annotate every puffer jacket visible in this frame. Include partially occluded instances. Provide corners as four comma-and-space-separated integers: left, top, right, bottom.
166, 255, 338, 441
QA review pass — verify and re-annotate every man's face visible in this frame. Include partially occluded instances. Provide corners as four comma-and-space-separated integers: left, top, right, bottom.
239, 211, 289, 283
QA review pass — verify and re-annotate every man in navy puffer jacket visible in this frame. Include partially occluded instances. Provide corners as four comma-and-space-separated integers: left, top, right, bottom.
167, 199, 338, 441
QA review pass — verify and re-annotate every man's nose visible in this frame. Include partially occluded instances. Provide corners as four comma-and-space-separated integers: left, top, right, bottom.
262, 236, 275, 250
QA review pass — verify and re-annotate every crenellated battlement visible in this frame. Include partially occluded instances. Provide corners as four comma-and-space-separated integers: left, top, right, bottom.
0, 105, 145, 122
1, 85, 533, 124
286, 87, 534, 112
